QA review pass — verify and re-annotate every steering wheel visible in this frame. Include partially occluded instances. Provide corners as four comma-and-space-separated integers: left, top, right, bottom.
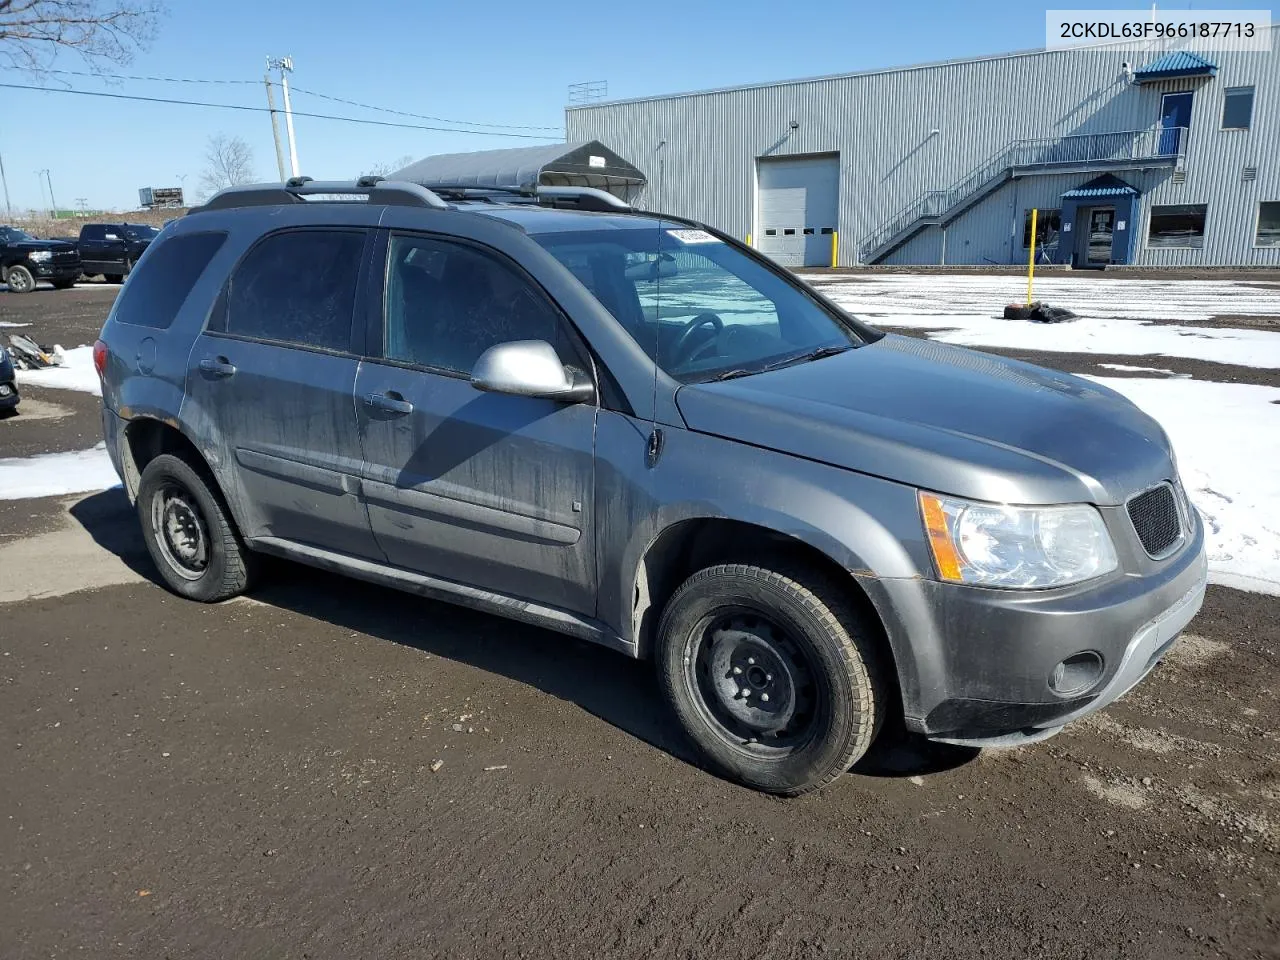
670, 312, 724, 363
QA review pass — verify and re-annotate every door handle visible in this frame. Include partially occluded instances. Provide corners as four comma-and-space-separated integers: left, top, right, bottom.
198, 356, 236, 378
364, 391, 413, 416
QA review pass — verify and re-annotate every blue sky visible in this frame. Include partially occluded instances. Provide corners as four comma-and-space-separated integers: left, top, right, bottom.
1, 0, 1246, 212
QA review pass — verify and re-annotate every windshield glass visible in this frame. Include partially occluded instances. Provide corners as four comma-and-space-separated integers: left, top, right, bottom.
1, 227, 34, 242
124, 225, 160, 240
534, 223, 865, 382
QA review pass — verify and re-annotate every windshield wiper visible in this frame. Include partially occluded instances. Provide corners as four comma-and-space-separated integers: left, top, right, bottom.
707, 367, 757, 382
759, 344, 850, 373
704, 345, 850, 383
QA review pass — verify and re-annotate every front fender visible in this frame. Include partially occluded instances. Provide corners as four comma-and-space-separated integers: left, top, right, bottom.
595, 412, 934, 691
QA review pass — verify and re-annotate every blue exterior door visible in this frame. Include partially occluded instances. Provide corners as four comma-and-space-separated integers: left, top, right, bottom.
1159, 92, 1192, 155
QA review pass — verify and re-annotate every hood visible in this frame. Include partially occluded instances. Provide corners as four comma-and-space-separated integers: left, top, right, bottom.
675, 334, 1173, 506
10, 238, 76, 252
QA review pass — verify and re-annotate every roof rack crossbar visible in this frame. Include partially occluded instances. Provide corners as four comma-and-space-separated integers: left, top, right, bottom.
194, 178, 450, 213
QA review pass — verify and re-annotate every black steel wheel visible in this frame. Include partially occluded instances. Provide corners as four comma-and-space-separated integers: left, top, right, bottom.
657, 562, 886, 795
137, 453, 256, 602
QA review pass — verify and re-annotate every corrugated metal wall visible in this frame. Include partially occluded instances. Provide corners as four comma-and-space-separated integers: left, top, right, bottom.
566, 33, 1280, 266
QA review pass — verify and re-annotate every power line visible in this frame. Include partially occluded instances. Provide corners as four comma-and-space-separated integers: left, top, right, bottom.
42, 67, 562, 132
0, 81, 558, 139
286, 85, 562, 132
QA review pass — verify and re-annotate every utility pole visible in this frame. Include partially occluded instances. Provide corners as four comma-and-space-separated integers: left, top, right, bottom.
35, 169, 50, 218
0, 151, 11, 219
44, 170, 58, 218
263, 63, 288, 180
267, 56, 299, 177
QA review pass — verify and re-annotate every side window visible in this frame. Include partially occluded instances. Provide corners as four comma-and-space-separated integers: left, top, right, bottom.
224, 230, 364, 351
383, 234, 579, 375
113, 232, 227, 330
81, 225, 104, 242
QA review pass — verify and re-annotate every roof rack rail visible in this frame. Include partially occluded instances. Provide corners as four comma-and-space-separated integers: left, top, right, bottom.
535, 185, 631, 211
411, 181, 630, 212
193, 178, 450, 213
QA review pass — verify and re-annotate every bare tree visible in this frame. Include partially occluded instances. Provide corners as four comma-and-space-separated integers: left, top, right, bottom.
198, 134, 255, 199
360, 155, 416, 178
0, 0, 163, 73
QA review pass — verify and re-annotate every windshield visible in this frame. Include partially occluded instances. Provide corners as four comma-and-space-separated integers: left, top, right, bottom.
1, 227, 34, 242
124, 225, 160, 240
534, 223, 867, 382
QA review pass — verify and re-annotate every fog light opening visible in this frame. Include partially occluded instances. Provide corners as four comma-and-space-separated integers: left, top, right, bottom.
1050, 652, 1104, 697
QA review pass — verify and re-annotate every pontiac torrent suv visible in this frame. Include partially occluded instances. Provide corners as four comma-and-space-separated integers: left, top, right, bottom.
95, 178, 1207, 795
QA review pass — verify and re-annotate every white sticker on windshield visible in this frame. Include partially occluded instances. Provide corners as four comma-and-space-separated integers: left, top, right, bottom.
665, 228, 721, 244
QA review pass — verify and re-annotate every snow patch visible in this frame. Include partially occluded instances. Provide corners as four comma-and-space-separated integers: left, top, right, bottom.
1086, 377, 1280, 596
0, 443, 119, 500
1097, 363, 1181, 376
804, 275, 1280, 369
13, 344, 101, 396
0, 321, 32, 328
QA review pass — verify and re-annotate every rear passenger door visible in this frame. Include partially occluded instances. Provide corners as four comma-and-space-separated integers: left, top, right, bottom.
79, 225, 107, 273
183, 227, 383, 560
354, 231, 599, 615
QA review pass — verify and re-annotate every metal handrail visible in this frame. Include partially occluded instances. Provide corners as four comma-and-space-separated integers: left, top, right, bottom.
858, 126, 1187, 260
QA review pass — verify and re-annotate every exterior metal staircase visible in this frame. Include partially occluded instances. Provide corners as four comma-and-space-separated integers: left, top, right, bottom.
858, 126, 1187, 264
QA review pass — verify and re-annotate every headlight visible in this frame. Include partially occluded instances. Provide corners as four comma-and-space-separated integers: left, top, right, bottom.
28, 250, 52, 262
919, 492, 1117, 589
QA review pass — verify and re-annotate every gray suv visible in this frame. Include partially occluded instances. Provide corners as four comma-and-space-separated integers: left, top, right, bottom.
95, 178, 1207, 795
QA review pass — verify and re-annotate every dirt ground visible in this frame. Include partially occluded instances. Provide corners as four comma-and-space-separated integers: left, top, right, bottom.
1, 285, 1278, 959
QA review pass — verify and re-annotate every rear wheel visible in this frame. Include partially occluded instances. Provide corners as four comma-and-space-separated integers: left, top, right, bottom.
5, 264, 35, 293
657, 562, 886, 795
104, 273, 124, 284
137, 453, 255, 602
52, 277, 76, 290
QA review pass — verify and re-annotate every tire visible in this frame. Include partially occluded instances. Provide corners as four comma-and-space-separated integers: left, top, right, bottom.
122, 257, 134, 276
52, 277, 76, 290
137, 453, 256, 602
104, 273, 124, 284
656, 562, 886, 796
5, 264, 35, 294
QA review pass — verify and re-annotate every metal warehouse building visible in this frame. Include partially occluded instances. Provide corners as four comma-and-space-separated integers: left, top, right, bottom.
564, 32, 1280, 268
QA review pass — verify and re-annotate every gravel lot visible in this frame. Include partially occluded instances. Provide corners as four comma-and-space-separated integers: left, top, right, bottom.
1, 283, 1278, 959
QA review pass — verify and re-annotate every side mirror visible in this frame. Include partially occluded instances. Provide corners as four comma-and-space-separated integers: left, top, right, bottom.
470, 340, 595, 403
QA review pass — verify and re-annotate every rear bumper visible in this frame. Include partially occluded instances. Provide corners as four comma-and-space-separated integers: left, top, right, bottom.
873, 511, 1208, 744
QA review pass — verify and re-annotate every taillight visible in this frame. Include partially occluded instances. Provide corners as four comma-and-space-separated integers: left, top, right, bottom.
93, 339, 108, 379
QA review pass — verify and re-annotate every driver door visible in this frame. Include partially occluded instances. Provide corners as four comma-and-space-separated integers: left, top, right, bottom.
355, 232, 599, 615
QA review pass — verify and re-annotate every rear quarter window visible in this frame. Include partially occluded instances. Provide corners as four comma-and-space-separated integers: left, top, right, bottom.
112, 232, 228, 330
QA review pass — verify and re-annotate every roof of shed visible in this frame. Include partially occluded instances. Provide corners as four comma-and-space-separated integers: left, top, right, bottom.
391, 141, 646, 191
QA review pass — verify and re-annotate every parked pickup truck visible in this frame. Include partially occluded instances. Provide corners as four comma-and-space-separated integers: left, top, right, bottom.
1, 225, 81, 293
78, 222, 161, 282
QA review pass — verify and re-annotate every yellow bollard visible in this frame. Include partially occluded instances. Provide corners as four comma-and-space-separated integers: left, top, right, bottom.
1026, 208, 1038, 304
746, 233, 753, 248
830, 230, 839, 269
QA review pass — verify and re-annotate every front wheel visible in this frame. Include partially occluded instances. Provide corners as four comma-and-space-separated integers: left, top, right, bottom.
137, 453, 256, 602
656, 562, 886, 795
52, 277, 76, 290
5, 264, 35, 293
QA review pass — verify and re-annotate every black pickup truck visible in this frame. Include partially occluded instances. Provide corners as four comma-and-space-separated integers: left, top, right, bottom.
1, 225, 81, 293
78, 222, 160, 281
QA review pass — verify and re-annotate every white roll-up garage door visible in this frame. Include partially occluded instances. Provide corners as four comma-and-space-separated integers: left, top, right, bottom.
756, 154, 840, 268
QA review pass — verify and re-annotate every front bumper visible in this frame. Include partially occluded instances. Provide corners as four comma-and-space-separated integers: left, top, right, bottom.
31, 259, 82, 281
0, 379, 17, 408
874, 510, 1208, 745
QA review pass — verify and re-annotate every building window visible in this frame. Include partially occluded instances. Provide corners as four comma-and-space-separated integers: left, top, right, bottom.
1257, 202, 1280, 247
1147, 204, 1208, 249
1022, 209, 1061, 248
1222, 86, 1254, 130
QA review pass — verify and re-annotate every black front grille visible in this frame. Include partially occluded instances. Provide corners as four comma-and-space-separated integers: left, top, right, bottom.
1128, 483, 1181, 557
